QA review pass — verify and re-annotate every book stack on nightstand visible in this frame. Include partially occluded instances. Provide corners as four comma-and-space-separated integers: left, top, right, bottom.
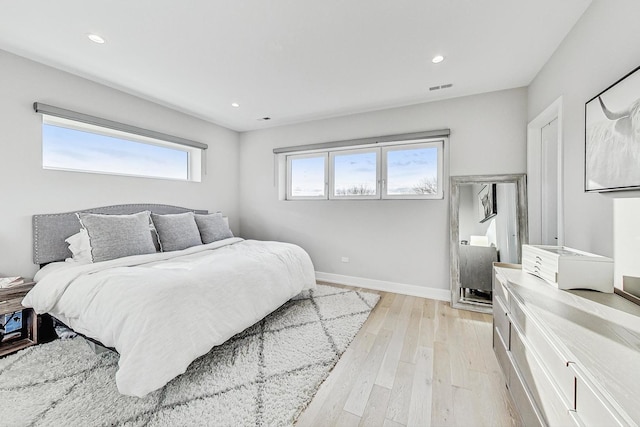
0, 280, 38, 357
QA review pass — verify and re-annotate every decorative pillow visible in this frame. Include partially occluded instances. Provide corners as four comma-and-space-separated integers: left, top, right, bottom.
77, 211, 157, 263
194, 213, 234, 244
64, 229, 92, 264
151, 212, 202, 252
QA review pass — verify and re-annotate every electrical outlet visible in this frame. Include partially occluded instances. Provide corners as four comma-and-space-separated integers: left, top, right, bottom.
341, 257, 349, 263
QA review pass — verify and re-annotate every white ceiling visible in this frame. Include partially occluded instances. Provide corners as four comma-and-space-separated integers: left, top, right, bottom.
0, 0, 591, 132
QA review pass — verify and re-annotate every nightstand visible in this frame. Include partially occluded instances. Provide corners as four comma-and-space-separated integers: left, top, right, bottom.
0, 282, 38, 357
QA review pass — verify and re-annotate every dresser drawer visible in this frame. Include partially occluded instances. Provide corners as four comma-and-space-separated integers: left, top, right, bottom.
493, 326, 510, 384
510, 326, 575, 426
509, 299, 575, 404
573, 369, 625, 427
493, 271, 510, 307
509, 294, 528, 332
508, 354, 545, 427
493, 295, 510, 348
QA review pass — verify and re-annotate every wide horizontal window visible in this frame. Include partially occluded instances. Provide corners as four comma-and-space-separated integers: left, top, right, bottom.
40, 114, 202, 182
284, 139, 444, 200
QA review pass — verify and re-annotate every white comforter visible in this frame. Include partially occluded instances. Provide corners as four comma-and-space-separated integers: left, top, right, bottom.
23, 238, 316, 397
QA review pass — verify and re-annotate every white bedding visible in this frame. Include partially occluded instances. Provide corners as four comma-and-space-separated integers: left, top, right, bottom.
23, 238, 316, 397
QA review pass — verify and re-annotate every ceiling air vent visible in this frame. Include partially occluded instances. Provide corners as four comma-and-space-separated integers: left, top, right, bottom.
429, 83, 453, 91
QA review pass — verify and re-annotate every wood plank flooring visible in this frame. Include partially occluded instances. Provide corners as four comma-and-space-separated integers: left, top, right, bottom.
296, 284, 520, 427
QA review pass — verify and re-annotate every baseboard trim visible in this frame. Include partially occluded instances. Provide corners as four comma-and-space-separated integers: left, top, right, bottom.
315, 271, 450, 301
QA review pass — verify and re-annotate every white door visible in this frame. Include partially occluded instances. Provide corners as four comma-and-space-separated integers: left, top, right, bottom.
541, 118, 558, 245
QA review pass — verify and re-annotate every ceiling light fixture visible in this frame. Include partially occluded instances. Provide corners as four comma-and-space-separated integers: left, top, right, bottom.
231, 102, 240, 108
432, 55, 445, 64
87, 33, 106, 44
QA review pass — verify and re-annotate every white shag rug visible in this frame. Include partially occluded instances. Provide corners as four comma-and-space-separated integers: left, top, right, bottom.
0, 284, 379, 427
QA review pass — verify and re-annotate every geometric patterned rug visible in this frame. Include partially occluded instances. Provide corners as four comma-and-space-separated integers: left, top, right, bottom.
0, 284, 379, 426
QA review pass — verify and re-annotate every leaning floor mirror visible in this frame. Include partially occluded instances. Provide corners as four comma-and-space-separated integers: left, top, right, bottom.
450, 174, 528, 312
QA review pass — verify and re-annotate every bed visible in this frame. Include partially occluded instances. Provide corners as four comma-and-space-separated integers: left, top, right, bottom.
23, 204, 316, 397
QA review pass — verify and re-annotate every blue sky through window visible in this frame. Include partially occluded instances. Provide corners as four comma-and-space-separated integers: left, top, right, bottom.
386, 146, 438, 194
333, 151, 377, 195
290, 155, 325, 197
42, 124, 189, 180
288, 142, 441, 199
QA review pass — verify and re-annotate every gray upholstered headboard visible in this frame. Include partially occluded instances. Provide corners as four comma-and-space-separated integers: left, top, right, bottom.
33, 204, 208, 265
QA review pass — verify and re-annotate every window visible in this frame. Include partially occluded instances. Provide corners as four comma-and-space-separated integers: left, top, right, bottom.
287, 153, 328, 199
284, 139, 444, 200
36, 104, 205, 182
330, 149, 379, 199
382, 142, 443, 199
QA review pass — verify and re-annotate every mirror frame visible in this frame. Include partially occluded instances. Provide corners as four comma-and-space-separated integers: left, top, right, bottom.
450, 174, 528, 313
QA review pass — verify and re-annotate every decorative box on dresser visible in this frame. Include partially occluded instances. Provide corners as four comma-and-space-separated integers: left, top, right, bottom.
0, 282, 38, 357
492, 263, 640, 426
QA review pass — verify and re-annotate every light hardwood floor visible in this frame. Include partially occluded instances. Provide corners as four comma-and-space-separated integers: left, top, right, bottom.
296, 284, 521, 427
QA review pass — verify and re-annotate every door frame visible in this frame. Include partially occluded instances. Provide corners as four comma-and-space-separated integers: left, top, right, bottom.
527, 96, 564, 246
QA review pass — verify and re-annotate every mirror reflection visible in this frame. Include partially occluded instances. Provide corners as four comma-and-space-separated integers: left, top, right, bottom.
459, 183, 517, 304
450, 174, 527, 312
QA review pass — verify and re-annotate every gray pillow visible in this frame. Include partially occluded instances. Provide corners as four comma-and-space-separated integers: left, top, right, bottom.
151, 212, 202, 252
195, 213, 234, 244
77, 211, 157, 263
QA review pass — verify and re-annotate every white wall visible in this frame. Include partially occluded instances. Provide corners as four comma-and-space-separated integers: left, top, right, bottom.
0, 50, 240, 278
239, 88, 527, 295
459, 185, 487, 243
614, 198, 640, 290
494, 183, 518, 264
527, 0, 640, 258
459, 184, 494, 243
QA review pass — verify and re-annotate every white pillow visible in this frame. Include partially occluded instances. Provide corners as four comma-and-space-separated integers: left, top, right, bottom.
64, 229, 92, 264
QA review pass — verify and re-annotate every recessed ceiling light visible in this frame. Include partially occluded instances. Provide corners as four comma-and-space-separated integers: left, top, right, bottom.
231, 102, 240, 108
432, 55, 445, 64
87, 33, 106, 44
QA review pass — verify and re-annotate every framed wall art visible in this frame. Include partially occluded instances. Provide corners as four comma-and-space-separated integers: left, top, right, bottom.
585, 65, 640, 192
477, 184, 497, 223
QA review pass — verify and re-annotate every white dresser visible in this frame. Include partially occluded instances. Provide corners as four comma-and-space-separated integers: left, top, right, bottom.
493, 264, 640, 426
